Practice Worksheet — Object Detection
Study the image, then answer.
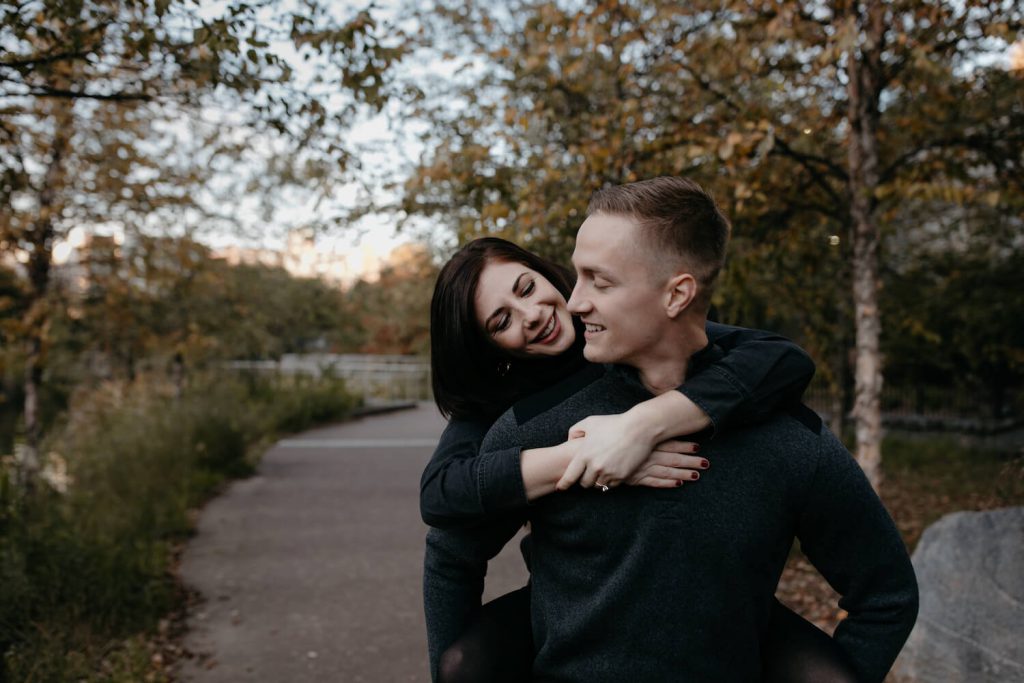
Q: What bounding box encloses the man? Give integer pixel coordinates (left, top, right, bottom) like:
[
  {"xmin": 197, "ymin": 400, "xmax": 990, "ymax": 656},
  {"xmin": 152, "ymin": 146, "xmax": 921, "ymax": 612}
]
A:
[{"xmin": 463, "ymin": 177, "xmax": 917, "ymax": 682}]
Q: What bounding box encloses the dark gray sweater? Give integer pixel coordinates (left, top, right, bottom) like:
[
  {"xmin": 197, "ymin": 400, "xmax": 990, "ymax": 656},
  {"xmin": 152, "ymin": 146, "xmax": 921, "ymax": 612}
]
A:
[{"xmin": 469, "ymin": 357, "xmax": 917, "ymax": 682}]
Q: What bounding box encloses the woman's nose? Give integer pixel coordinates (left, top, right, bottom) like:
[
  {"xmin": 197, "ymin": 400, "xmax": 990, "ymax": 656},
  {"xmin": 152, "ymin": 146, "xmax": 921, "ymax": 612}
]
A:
[{"xmin": 522, "ymin": 303, "xmax": 543, "ymax": 328}]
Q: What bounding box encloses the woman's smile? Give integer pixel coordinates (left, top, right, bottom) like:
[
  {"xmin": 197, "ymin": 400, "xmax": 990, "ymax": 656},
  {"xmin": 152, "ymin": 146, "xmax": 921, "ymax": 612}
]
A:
[{"xmin": 532, "ymin": 313, "xmax": 560, "ymax": 345}]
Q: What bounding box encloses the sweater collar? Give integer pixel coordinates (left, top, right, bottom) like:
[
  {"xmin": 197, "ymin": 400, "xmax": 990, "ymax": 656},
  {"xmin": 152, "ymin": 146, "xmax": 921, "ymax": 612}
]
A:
[{"xmin": 607, "ymin": 340, "xmax": 725, "ymax": 392}]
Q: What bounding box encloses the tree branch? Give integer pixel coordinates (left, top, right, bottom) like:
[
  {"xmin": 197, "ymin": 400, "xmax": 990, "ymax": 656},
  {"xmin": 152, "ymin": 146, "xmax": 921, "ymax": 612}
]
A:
[
  {"xmin": 878, "ymin": 132, "xmax": 1017, "ymax": 185},
  {"xmin": 771, "ymin": 135, "xmax": 849, "ymax": 182},
  {"xmin": 26, "ymin": 84, "xmax": 153, "ymax": 102},
  {"xmin": 674, "ymin": 56, "xmax": 848, "ymax": 205},
  {"xmin": 0, "ymin": 51, "xmax": 92, "ymax": 70}
]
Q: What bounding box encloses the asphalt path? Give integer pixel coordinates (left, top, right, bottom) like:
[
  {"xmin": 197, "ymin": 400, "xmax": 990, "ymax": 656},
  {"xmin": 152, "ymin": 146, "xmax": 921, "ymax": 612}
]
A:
[{"xmin": 178, "ymin": 403, "xmax": 529, "ymax": 682}]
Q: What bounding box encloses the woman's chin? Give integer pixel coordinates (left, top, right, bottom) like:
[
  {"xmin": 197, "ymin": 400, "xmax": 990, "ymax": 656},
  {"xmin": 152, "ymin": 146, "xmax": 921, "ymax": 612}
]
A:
[
  {"xmin": 525, "ymin": 336, "xmax": 572, "ymax": 357},
  {"xmin": 559, "ymin": 321, "xmax": 578, "ymax": 348},
  {"xmin": 526, "ymin": 345, "xmax": 563, "ymax": 358}
]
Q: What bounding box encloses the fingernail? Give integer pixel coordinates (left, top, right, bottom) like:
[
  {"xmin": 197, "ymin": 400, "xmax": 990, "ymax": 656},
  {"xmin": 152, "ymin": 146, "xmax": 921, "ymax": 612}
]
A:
[
  {"xmin": 690, "ymin": 471, "xmax": 699, "ymax": 480},
  {"xmin": 693, "ymin": 444, "xmax": 701, "ymax": 453},
  {"xmin": 700, "ymin": 459, "xmax": 709, "ymax": 469},
  {"xmin": 676, "ymin": 480, "xmax": 684, "ymax": 487}
]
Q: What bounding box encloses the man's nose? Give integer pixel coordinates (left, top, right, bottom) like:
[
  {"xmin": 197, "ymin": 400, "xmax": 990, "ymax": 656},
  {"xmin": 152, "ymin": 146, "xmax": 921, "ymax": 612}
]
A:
[{"xmin": 567, "ymin": 282, "xmax": 587, "ymax": 313}]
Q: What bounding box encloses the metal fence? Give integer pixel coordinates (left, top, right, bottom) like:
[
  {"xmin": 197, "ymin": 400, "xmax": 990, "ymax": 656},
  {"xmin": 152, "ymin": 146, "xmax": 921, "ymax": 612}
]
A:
[
  {"xmin": 225, "ymin": 354, "xmax": 432, "ymax": 401},
  {"xmin": 804, "ymin": 381, "xmax": 1023, "ymax": 435},
  {"xmin": 225, "ymin": 355, "xmax": 1020, "ymax": 434}
]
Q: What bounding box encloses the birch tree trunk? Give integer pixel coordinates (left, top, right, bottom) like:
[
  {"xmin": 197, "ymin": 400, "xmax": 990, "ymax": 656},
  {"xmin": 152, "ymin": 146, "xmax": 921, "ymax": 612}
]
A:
[
  {"xmin": 846, "ymin": 2, "xmax": 885, "ymax": 490},
  {"xmin": 19, "ymin": 119, "xmax": 70, "ymax": 485}
]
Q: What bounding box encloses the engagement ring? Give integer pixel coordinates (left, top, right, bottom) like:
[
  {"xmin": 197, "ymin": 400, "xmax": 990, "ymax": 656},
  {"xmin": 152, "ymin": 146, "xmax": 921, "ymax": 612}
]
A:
[{"xmin": 599, "ymin": 484, "xmax": 610, "ymax": 492}]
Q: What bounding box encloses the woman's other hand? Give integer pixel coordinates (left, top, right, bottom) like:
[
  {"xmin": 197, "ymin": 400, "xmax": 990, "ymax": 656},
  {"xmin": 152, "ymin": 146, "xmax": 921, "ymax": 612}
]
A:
[
  {"xmin": 555, "ymin": 409, "xmax": 705, "ymax": 490},
  {"xmin": 626, "ymin": 440, "xmax": 708, "ymax": 488}
]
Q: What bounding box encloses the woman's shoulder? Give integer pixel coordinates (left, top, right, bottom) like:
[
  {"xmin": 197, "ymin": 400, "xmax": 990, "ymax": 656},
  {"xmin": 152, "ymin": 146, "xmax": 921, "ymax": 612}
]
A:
[{"xmin": 440, "ymin": 415, "xmax": 494, "ymax": 441}]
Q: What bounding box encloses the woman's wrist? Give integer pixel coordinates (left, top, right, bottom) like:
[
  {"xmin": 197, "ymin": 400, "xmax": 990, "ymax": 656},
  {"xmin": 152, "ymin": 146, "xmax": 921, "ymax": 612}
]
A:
[
  {"xmin": 627, "ymin": 391, "xmax": 712, "ymax": 443},
  {"xmin": 618, "ymin": 404, "xmax": 664, "ymax": 448},
  {"xmin": 521, "ymin": 440, "xmax": 577, "ymax": 501}
]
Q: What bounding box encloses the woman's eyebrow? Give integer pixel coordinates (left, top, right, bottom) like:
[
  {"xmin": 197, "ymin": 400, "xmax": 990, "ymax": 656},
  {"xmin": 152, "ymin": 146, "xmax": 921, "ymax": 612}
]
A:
[{"xmin": 512, "ymin": 272, "xmax": 528, "ymax": 293}]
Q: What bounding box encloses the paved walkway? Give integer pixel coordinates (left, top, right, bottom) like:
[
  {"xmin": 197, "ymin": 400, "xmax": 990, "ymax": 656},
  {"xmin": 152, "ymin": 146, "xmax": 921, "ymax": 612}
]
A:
[{"xmin": 178, "ymin": 403, "xmax": 529, "ymax": 682}]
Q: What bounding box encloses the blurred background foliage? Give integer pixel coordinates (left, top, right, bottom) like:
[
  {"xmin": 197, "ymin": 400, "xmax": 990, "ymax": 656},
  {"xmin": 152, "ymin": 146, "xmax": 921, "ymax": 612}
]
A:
[{"xmin": 0, "ymin": 0, "xmax": 1021, "ymax": 679}]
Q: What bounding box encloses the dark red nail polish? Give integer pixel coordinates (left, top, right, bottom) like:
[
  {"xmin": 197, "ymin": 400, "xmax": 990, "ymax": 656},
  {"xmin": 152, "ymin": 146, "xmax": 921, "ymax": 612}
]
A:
[
  {"xmin": 701, "ymin": 459, "xmax": 709, "ymax": 469},
  {"xmin": 676, "ymin": 480, "xmax": 684, "ymax": 487},
  {"xmin": 693, "ymin": 444, "xmax": 701, "ymax": 453},
  {"xmin": 690, "ymin": 471, "xmax": 699, "ymax": 480}
]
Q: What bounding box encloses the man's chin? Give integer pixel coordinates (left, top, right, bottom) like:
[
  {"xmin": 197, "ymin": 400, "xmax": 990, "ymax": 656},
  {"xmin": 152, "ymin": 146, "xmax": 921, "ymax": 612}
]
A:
[{"xmin": 582, "ymin": 343, "xmax": 610, "ymax": 363}]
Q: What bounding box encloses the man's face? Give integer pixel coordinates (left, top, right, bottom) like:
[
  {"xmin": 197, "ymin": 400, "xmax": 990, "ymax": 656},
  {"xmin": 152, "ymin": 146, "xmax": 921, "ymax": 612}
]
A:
[{"xmin": 567, "ymin": 212, "xmax": 670, "ymax": 365}]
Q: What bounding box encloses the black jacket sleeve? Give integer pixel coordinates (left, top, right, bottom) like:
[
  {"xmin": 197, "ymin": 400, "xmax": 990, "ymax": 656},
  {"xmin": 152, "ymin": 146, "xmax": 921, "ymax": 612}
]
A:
[
  {"xmin": 419, "ymin": 418, "xmax": 526, "ymax": 528},
  {"xmin": 680, "ymin": 322, "xmax": 816, "ymax": 434},
  {"xmin": 422, "ymin": 518, "xmax": 524, "ymax": 680}
]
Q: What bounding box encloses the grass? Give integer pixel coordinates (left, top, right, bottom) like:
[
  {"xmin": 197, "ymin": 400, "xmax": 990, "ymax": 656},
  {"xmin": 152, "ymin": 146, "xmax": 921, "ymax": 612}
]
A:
[
  {"xmin": 881, "ymin": 434, "xmax": 1024, "ymax": 549},
  {"xmin": 0, "ymin": 372, "xmax": 361, "ymax": 682}
]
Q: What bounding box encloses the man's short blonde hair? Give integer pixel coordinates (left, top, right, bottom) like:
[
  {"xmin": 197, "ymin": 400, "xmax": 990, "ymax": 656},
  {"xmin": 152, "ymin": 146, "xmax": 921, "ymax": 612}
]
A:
[{"xmin": 586, "ymin": 176, "xmax": 730, "ymax": 312}]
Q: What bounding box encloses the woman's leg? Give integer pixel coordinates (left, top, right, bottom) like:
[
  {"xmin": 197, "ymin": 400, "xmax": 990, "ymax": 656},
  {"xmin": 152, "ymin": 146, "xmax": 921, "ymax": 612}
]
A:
[
  {"xmin": 437, "ymin": 584, "xmax": 533, "ymax": 683},
  {"xmin": 762, "ymin": 599, "xmax": 861, "ymax": 683}
]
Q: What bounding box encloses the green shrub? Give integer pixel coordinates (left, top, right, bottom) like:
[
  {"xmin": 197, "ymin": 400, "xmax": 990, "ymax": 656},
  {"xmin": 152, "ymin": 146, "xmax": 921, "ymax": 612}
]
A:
[
  {"xmin": 0, "ymin": 372, "xmax": 360, "ymax": 682},
  {"xmin": 270, "ymin": 373, "xmax": 360, "ymax": 433}
]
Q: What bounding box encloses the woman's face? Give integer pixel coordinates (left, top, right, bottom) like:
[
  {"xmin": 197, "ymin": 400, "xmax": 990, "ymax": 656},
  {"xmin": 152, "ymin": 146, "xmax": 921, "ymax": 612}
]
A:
[{"xmin": 474, "ymin": 259, "xmax": 577, "ymax": 358}]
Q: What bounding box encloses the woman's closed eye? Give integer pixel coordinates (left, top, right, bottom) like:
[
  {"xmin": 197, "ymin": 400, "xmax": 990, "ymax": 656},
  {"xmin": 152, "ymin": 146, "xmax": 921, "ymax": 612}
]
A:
[
  {"xmin": 490, "ymin": 278, "xmax": 535, "ymax": 335},
  {"xmin": 492, "ymin": 312, "xmax": 511, "ymax": 334}
]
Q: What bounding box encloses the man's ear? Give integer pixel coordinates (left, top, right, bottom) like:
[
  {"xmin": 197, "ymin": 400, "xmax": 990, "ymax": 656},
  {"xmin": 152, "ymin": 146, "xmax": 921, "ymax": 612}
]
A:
[{"xmin": 664, "ymin": 273, "xmax": 698, "ymax": 318}]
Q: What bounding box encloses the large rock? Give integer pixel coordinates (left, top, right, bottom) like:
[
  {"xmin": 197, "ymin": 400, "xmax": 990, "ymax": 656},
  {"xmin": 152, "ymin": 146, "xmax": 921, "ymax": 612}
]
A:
[{"xmin": 893, "ymin": 507, "xmax": 1024, "ymax": 683}]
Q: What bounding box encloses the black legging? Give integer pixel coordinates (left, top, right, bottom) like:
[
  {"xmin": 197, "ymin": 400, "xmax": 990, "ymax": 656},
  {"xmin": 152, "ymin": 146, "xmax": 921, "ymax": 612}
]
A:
[{"xmin": 437, "ymin": 585, "xmax": 860, "ymax": 683}]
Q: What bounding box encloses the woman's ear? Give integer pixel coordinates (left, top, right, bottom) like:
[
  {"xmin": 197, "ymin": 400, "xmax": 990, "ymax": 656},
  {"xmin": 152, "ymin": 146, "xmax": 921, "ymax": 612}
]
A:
[{"xmin": 664, "ymin": 273, "xmax": 698, "ymax": 318}]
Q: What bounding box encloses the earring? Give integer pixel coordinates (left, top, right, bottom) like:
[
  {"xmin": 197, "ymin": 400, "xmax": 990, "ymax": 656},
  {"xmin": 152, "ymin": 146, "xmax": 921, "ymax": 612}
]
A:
[{"xmin": 497, "ymin": 360, "xmax": 512, "ymax": 377}]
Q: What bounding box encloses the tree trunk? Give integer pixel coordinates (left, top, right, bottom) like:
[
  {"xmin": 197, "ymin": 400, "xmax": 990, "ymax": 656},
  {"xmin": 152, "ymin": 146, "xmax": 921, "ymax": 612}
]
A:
[
  {"xmin": 20, "ymin": 331, "xmax": 44, "ymax": 481},
  {"xmin": 19, "ymin": 118, "xmax": 70, "ymax": 485},
  {"xmin": 171, "ymin": 351, "xmax": 186, "ymax": 399},
  {"xmin": 846, "ymin": 3, "xmax": 885, "ymax": 491}
]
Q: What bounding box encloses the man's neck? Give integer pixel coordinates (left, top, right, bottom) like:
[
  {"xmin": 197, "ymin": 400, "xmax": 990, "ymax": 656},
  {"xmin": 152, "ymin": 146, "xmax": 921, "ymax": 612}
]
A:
[{"xmin": 632, "ymin": 315, "xmax": 708, "ymax": 395}]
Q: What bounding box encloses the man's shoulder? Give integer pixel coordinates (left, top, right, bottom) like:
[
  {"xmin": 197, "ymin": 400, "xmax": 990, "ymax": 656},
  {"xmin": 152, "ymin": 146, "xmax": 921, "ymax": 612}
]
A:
[
  {"xmin": 735, "ymin": 403, "xmax": 833, "ymax": 453},
  {"xmin": 510, "ymin": 363, "xmax": 609, "ymax": 426},
  {"xmin": 482, "ymin": 363, "xmax": 634, "ymax": 451},
  {"xmin": 724, "ymin": 407, "xmax": 857, "ymax": 491},
  {"xmin": 783, "ymin": 402, "xmax": 825, "ymax": 436},
  {"xmin": 757, "ymin": 406, "xmax": 865, "ymax": 481}
]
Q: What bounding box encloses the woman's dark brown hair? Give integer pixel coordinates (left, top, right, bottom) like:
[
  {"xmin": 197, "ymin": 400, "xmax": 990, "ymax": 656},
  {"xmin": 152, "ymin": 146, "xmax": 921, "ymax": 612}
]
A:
[{"xmin": 430, "ymin": 238, "xmax": 586, "ymax": 422}]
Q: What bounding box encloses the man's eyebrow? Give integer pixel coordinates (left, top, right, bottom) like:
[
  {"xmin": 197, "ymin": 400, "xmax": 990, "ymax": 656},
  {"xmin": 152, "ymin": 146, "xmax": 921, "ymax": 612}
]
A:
[{"xmin": 576, "ymin": 265, "xmax": 609, "ymax": 279}]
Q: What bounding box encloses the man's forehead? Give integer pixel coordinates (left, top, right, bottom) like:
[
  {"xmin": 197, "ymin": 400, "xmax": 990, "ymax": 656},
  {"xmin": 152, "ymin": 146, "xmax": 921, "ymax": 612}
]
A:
[{"xmin": 572, "ymin": 213, "xmax": 642, "ymax": 267}]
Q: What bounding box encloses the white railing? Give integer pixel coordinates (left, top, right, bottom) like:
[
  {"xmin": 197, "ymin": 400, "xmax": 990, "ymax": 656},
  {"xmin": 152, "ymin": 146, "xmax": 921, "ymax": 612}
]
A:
[{"xmin": 225, "ymin": 354, "xmax": 432, "ymax": 401}]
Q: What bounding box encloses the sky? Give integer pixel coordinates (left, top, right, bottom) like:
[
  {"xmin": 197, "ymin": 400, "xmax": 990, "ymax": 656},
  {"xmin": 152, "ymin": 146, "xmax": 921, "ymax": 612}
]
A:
[{"xmin": 197, "ymin": 0, "xmax": 424, "ymax": 271}]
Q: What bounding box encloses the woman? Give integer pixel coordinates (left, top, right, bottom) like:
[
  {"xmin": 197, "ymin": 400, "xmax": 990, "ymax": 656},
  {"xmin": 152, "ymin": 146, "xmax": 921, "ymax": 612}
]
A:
[{"xmin": 422, "ymin": 238, "xmax": 857, "ymax": 682}]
